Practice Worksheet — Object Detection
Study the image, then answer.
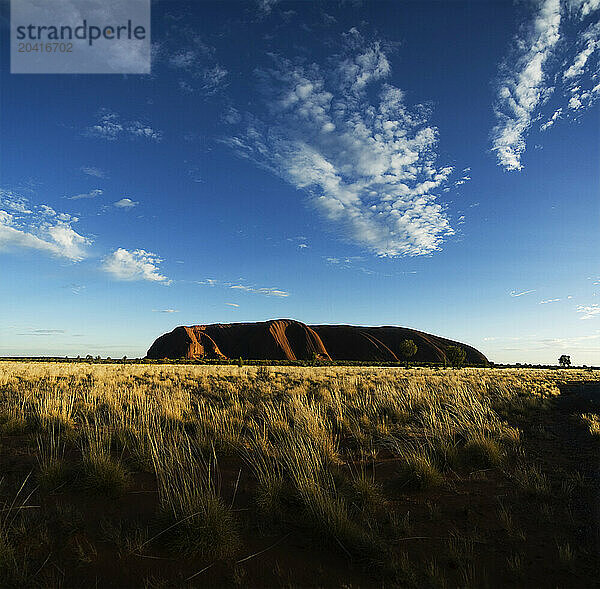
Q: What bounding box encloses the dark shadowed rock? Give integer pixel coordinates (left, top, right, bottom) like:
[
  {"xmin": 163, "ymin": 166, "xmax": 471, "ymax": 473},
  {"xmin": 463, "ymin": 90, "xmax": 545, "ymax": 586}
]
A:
[{"xmin": 147, "ymin": 319, "xmax": 488, "ymax": 364}]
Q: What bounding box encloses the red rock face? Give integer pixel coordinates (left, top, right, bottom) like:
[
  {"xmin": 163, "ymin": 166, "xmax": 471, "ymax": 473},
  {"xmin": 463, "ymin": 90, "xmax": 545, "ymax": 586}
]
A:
[{"xmin": 146, "ymin": 319, "xmax": 488, "ymax": 365}]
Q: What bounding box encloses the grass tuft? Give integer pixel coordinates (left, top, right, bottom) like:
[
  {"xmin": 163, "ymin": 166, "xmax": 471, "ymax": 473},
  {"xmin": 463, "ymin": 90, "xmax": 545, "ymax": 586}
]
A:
[
  {"xmin": 460, "ymin": 437, "xmax": 503, "ymax": 470},
  {"xmin": 82, "ymin": 455, "xmax": 130, "ymax": 496}
]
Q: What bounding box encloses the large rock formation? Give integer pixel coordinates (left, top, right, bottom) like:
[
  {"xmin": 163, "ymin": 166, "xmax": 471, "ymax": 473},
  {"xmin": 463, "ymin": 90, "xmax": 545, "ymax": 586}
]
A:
[{"xmin": 147, "ymin": 319, "xmax": 488, "ymax": 364}]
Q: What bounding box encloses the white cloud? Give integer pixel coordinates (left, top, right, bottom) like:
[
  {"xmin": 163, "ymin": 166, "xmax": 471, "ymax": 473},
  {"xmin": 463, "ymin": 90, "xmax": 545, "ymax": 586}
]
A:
[
  {"xmin": 222, "ymin": 107, "xmax": 242, "ymax": 125},
  {"xmin": 492, "ymin": 0, "xmax": 561, "ymax": 171},
  {"xmin": 493, "ymin": 1, "xmax": 600, "ymax": 169},
  {"xmin": 81, "ymin": 166, "xmax": 107, "ymax": 178},
  {"xmin": 540, "ymin": 108, "xmax": 562, "ymax": 131},
  {"xmin": 103, "ymin": 248, "xmax": 171, "ymax": 283},
  {"xmin": 570, "ymin": 0, "xmax": 600, "ymax": 18},
  {"xmin": 0, "ymin": 190, "xmax": 90, "ymax": 261},
  {"xmin": 223, "ymin": 35, "xmax": 457, "ymax": 257},
  {"xmin": 0, "ymin": 190, "xmax": 32, "ymax": 214},
  {"xmin": 68, "ymin": 189, "xmax": 103, "ymax": 200},
  {"xmin": 564, "ymin": 37, "xmax": 598, "ymax": 80},
  {"xmin": 86, "ymin": 110, "xmax": 162, "ymax": 141},
  {"xmin": 195, "ymin": 278, "xmax": 290, "ymax": 297},
  {"xmin": 540, "ymin": 298, "xmax": 561, "ymax": 304},
  {"xmin": 577, "ymin": 304, "xmax": 600, "ymax": 319},
  {"xmin": 153, "ymin": 309, "xmax": 179, "ymax": 313},
  {"xmin": 230, "ymin": 284, "xmax": 289, "ymax": 297},
  {"xmin": 154, "ymin": 27, "xmax": 228, "ymax": 96},
  {"xmin": 114, "ymin": 198, "xmax": 138, "ymax": 209},
  {"xmin": 225, "ymin": 302, "xmax": 240, "ymax": 307},
  {"xmin": 510, "ymin": 289, "xmax": 536, "ymax": 297},
  {"xmin": 257, "ymin": 0, "xmax": 280, "ymax": 15},
  {"xmin": 200, "ymin": 65, "xmax": 228, "ymax": 95}
]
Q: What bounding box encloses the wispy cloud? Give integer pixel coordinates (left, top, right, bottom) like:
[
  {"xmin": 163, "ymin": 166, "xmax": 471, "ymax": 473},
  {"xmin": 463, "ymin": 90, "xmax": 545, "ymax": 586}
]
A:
[
  {"xmin": 492, "ymin": 0, "xmax": 600, "ymax": 170},
  {"xmin": 540, "ymin": 298, "xmax": 561, "ymax": 304},
  {"xmin": 492, "ymin": 0, "xmax": 561, "ymax": 171},
  {"xmin": 230, "ymin": 284, "xmax": 289, "ymax": 297},
  {"xmin": 85, "ymin": 109, "xmax": 162, "ymax": 141},
  {"xmin": 222, "ymin": 31, "xmax": 457, "ymax": 257},
  {"xmin": 256, "ymin": 0, "xmax": 280, "ymax": 16},
  {"xmin": 0, "ymin": 189, "xmax": 90, "ymax": 261},
  {"xmin": 153, "ymin": 26, "xmax": 228, "ymax": 96},
  {"xmin": 510, "ymin": 289, "xmax": 536, "ymax": 297},
  {"xmin": 103, "ymin": 248, "xmax": 171, "ymax": 284},
  {"xmin": 152, "ymin": 309, "xmax": 179, "ymax": 313},
  {"xmin": 68, "ymin": 189, "xmax": 103, "ymax": 200},
  {"xmin": 577, "ymin": 304, "xmax": 600, "ymax": 319},
  {"xmin": 17, "ymin": 328, "xmax": 66, "ymax": 336},
  {"xmin": 81, "ymin": 166, "xmax": 107, "ymax": 179},
  {"xmin": 286, "ymin": 236, "xmax": 309, "ymax": 249},
  {"xmin": 65, "ymin": 283, "xmax": 86, "ymax": 295},
  {"xmin": 114, "ymin": 198, "xmax": 138, "ymax": 209},
  {"xmin": 196, "ymin": 278, "xmax": 290, "ymax": 297},
  {"xmin": 225, "ymin": 302, "xmax": 240, "ymax": 307},
  {"xmin": 540, "ymin": 107, "xmax": 562, "ymax": 131}
]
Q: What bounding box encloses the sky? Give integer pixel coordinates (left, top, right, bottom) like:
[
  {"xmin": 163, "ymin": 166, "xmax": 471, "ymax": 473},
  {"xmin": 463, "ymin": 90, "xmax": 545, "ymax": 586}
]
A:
[{"xmin": 0, "ymin": 0, "xmax": 599, "ymax": 364}]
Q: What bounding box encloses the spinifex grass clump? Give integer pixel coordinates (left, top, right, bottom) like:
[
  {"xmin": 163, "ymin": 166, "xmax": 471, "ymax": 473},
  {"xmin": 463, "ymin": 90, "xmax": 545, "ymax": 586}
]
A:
[
  {"xmin": 149, "ymin": 429, "xmax": 240, "ymax": 560},
  {"xmin": 513, "ymin": 464, "xmax": 551, "ymax": 499},
  {"xmin": 36, "ymin": 423, "xmax": 70, "ymax": 492},
  {"xmin": 386, "ymin": 440, "xmax": 444, "ymax": 491},
  {"xmin": 80, "ymin": 417, "xmax": 129, "ymax": 496},
  {"xmin": 460, "ymin": 436, "xmax": 503, "ymax": 469},
  {"xmin": 581, "ymin": 413, "xmax": 600, "ymax": 437}
]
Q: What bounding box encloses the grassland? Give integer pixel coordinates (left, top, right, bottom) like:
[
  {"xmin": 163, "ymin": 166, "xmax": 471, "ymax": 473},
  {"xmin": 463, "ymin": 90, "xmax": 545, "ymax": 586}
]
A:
[{"xmin": 0, "ymin": 362, "xmax": 598, "ymax": 587}]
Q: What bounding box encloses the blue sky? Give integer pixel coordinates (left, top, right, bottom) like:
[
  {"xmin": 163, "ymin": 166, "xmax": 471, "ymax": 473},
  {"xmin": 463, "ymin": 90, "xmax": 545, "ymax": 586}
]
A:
[{"xmin": 0, "ymin": 0, "xmax": 599, "ymax": 364}]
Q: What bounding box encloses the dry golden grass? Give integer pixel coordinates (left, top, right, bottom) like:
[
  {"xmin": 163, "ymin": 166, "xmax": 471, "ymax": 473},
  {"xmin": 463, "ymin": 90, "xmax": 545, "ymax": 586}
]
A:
[{"xmin": 0, "ymin": 362, "xmax": 597, "ymax": 587}]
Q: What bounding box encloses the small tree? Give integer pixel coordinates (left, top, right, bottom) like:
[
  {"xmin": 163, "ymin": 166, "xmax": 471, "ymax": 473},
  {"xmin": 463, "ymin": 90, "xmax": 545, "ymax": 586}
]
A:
[
  {"xmin": 559, "ymin": 354, "xmax": 571, "ymax": 368},
  {"xmin": 398, "ymin": 339, "xmax": 418, "ymax": 368},
  {"xmin": 446, "ymin": 346, "xmax": 467, "ymax": 369}
]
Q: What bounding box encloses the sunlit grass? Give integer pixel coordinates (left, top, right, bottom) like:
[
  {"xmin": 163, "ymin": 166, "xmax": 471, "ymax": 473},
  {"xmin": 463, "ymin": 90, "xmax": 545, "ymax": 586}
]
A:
[{"xmin": 0, "ymin": 362, "xmax": 597, "ymax": 584}]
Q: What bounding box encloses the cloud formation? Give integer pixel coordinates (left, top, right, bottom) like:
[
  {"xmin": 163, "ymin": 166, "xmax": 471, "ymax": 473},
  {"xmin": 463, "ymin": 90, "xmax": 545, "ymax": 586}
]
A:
[
  {"xmin": 222, "ymin": 32, "xmax": 456, "ymax": 257},
  {"xmin": 0, "ymin": 190, "xmax": 90, "ymax": 261},
  {"xmin": 68, "ymin": 189, "xmax": 103, "ymax": 200},
  {"xmin": 114, "ymin": 198, "xmax": 138, "ymax": 209},
  {"xmin": 230, "ymin": 284, "xmax": 289, "ymax": 297},
  {"xmin": 577, "ymin": 304, "xmax": 600, "ymax": 319},
  {"xmin": 103, "ymin": 248, "xmax": 171, "ymax": 283},
  {"xmin": 196, "ymin": 278, "xmax": 290, "ymax": 297},
  {"xmin": 493, "ymin": 0, "xmax": 600, "ymax": 170},
  {"xmin": 86, "ymin": 109, "xmax": 162, "ymax": 141},
  {"xmin": 81, "ymin": 166, "xmax": 107, "ymax": 178},
  {"xmin": 153, "ymin": 24, "xmax": 228, "ymax": 96},
  {"xmin": 492, "ymin": 0, "xmax": 561, "ymax": 171}
]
